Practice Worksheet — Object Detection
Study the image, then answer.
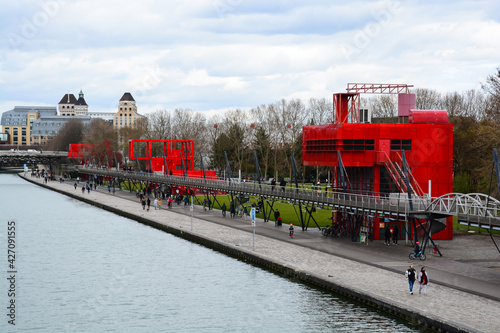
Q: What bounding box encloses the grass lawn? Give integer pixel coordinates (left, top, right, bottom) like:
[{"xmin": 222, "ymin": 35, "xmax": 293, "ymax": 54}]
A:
[
  {"xmin": 194, "ymin": 193, "xmax": 333, "ymax": 228},
  {"xmin": 453, "ymin": 216, "xmax": 500, "ymax": 235}
]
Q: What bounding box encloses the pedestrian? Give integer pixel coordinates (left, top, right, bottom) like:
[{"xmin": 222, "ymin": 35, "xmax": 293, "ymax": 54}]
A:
[
  {"xmin": 392, "ymin": 225, "xmax": 399, "ymax": 245},
  {"xmin": 82, "ymin": 185, "xmax": 85, "ymax": 194},
  {"xmin": 243, "ymin": 206, "xmax": 249, "ymax": 221},
  {"xmin": 230, "ymin": 203, "xmax": 235, "ymax": 218},
  {"xmin": 274, "ymin": 209, "xmax": 280, "ymax": 227},
  {"xmin": 384, "ymin": 225, "xmax": 391, "ymax": 245},
  {"xmin": 141, "ymin": 197, "xmax": 146, "ymax": 210},
  {"xmin": 147, "ymin": 197, "xmax": 151, "ymax": 211},
  {"xmin": 418, "ymin": 267, "xmax": 429, "ymax": 295},
  {"xmin": 271, "ymin": 178, "xmax": 276, "ymax": 191},
  {"xmin": 74, "ymin": 182, "xmax": 77, "ymax": 190},
  {"xmin": 221, "ymin": 203, "xmax": 227, "ymax": 217},
  {"xmin": 280, "ymin": 178, "xmax": 286, "ymax": 192},
  {"xmin": 154, "ymin": 198, "xmax": 158, "ymax": 210},
  {"xmin": 158, "ymin": 198, "xmax": 162, "ymax": 209},
  {"xmin": 406, "ymin": 264, "xmax": 417, "ymax": 295}
]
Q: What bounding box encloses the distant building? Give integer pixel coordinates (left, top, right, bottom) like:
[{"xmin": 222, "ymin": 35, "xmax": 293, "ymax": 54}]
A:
[
  {"xmin": 0, "ymin": 106, "xmax": 57, "ymax": 146},
  {"xmin": 59, "ymin": 90, "xmax": 88, "ymax": 116},
  {"xmin": 88, "ymin": 111, "xmax": 114, "ymax": 125},
  {"xmin": 1, "ymin": 91, "xmax": 144, "ymax": 147},
  {"xmin": 113, "ymin": 92, "xmax": 144, "ymax": 130},
  {"xmin": 31, "ymin": 115, "xmax": 92, "ymax": 146}
]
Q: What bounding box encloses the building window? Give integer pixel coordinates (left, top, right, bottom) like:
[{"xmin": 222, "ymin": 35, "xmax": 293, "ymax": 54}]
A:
[
  {"xmin": 129, "ymin": 108, "xmax": 132, "ymax": 111},
  {"xmin": 342, "ymin": 139, "xmax": 375, "ymax": 151},
  {"xmin": 124, "ymin": 102, "xmax": 127, "ymax": 105},
  {"xmin": 390, "ymin": 139, "xmax": 412, "ymax": 151}
]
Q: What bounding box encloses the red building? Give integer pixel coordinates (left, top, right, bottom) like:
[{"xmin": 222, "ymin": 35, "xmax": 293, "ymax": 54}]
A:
[
  {"xmin": 302, "ymin": 85, "xmax": 453, "ymax": 240},
  {"xmin": 128, "ymin": 139, "xmax": 216, "ymax": 179}
]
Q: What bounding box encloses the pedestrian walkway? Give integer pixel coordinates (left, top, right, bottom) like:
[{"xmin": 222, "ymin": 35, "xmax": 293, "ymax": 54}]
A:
[{"xmin": 24, "ymin": 175, "xmax": 500, "ymax": 333}]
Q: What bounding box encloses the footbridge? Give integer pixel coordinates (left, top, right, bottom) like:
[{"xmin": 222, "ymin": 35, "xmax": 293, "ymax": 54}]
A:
[
  {"xmin": 71, "ymin": 166, "xmax": 500, "ymax": 233},
  {"xmin": 0, "ymin": 150, "xmax": 67, "ymax": 168}
]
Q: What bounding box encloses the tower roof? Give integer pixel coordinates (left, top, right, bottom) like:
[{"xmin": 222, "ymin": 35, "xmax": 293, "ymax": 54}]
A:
[
  {"xmin": 58, "ymin": 94, "xmax": 78, "ymax": 104},
  {"xmin": 76, "ymin": 96, "xmax": 88, "ymax": 106},
  {"xmin": 119, "ymin": 92, "xmax": 135, "ymax": 102}
]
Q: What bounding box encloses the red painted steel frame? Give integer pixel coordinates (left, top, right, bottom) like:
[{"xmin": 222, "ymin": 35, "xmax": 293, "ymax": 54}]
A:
[
  {"xmin": 128, "ymin": 139, "xmax": 216, "ymax": 179},
  {"xmin": 302, "ymin": 121, "xmax": 454, "ymax": 240}
]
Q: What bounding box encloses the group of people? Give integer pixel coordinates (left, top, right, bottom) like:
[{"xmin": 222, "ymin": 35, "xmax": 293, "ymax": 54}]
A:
[
  {"xmin": 384, "ymin": 225, "xmax": 400, "ymax": 245},
  {"xmin": 406, "ymin": 265, "xmax": 429, "ymax": 295}
]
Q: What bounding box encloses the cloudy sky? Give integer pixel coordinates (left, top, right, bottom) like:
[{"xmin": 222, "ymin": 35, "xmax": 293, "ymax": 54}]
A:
[{"xmin": 1, "ymin": 0, "xmax": 499, "ymax": 117}]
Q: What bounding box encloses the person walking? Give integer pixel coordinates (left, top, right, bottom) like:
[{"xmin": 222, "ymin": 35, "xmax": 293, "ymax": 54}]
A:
[
  {"xmin": 384, "ymin": 226, "xmax": 391, "ymax": 245},
  {"xmin": 406, "ymin": 265, "xmax": 417, "ymax": 295},
  {"xmin": 418, "ymin": 267, "xmax": 429, "ymax": 295},
  {"xmin": 243, "ymin": 206, "xmax": 249, "ymax": 221},
  {"xmin": 141, "ymin": 197, "xmax": 146, "ymax": 210},
  {"xmin": 280, "ymin": 178, "xmax": 286, "ymax": 192},
  {"xmin": 158, "ymin": 198, "xmax": 162, "ymax": 210},
  {"xmin": 230, "ymin": 203, "xmax": 235, "ymax": 218},
  {"xmin": 221, "ymin": 203, "xmax": 227, "ymax": 217},
  {"xmin": 271, "ymin": 178, "xmax": 276, "ymax": 191},
  {"xmin": 274, "ymin": 209, "xmax": 281, "ymax": 227},
  {"xmin": 147, "ymin": 197, "xmax": 151, "ymax": 212},
  {"xmin": 392, "ymin": 225, "xmax": 399, "ymax": 245},
  {"xmin": 154, "ymin": 198, "xmax": 158, "ymax": 210}
]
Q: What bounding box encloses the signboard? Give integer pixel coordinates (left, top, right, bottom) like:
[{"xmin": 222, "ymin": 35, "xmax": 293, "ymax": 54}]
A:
[{"xmin": 251, "ymin": 208, "xmax": 256, "ymax": 221}]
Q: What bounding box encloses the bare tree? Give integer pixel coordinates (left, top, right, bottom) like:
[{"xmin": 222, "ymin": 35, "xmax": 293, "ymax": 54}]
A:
[
  {"xmin": 119, "ymin": 117, "xmax": 148, "ymax": 152},
  {"xmin": 220, "ymin": 109, "xmax": 249, "ymax": 173},
  {"xmin": 145, "ymin": 109, "xmax": 171, "ymax": 140},
  {"xmin": 482, "ymin": 68, "xmax": 500, "ymax": 123},
  {"xmin": 45, "ymin": 118, "xmax": 84, "ymax": 151},
  {"xmin": 370, "ymin": 95, "xmax": 398, "ymax": 120},
  {"xmin": 171, "ymin": 108, "xmax": 208, "ymax": 167},
  {"xmin": 249, "ymin": 105, "xmax": 274, "ymax": 179},
  {"xmin": 308, "ymin": 97, "xmax": 333, "ymax": 125},
  {"xmin": 413, "ymin": 88, "xmax": 442, "ymax": 110},
  {"xmin": 82, "ymin": 119, "xmax": 118, "ymax": 166}
]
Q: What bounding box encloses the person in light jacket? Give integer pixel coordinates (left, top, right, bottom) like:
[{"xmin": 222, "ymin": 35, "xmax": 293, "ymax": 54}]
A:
[{"xmin": 418, "ymin": 267, "xmax": 429, "ymax": 295}]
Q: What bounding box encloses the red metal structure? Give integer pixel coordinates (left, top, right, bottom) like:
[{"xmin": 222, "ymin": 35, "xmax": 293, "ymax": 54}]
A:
[
  {"xmin": 67, "ymin": 143, "xmax": 121, "ymax": 168},
  {"xmin": 302, "ymin": 84, "xmax": 454, "ymax": 240},
  {"xmin": 128, "ymin": 139, "xmax": 216, "ymax": 179}
]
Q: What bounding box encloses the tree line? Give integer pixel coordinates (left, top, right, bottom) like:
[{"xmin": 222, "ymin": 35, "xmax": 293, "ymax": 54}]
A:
[{"xmin": 47, "ymin": 68, "xmax": 500, "ymax": 195}]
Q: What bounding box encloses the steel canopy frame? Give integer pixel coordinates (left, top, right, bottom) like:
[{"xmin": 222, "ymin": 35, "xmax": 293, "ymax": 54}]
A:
[{"xmin": 346, "ymin": 83, "xmax": 414, "ymax": 94}]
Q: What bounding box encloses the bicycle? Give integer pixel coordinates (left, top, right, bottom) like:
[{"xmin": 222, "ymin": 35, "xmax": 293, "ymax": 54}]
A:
[
  {"xmin": 409, "ymin": 251, "xmax": 426, "ymax": 260},
  {"xmin": 222, "ymin": 210, "xmax": 226, "ymax": 218}
]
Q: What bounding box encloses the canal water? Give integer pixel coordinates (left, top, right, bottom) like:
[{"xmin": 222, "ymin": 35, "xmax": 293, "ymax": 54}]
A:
[{"xmin": 0, "ymin": 174, "xmax": 425, "ymax": 332}]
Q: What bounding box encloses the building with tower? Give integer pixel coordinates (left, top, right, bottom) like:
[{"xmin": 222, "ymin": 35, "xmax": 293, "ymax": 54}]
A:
[
  {"xmin": 113, "ymin": 92, "xmax": 143, "ymax": 130},
  {"xmin": 59, "ymin": 90, "xmax": 88, "ymax": 116}
]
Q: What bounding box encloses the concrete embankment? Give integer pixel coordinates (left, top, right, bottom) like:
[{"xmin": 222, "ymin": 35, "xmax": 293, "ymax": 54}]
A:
[{"xmin": 22, "ymin": 175, "xmax": 500, "ymax": 333}]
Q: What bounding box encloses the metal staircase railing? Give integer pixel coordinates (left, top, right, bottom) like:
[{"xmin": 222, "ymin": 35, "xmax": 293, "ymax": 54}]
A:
[{"xmin": 381, "ymin": 151, "xmax": 424, "ymax": 197}]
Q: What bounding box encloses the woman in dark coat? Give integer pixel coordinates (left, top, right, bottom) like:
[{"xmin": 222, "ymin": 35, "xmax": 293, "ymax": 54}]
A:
[{"xmin": 384, "ymin": 226, "xmax": 391, "ymax": 245}]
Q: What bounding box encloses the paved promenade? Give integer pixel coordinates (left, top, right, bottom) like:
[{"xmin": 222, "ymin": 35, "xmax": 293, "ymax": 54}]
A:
[{"xmin": 23, "ymin": 175, "xmax": 500, "ymax": 333}]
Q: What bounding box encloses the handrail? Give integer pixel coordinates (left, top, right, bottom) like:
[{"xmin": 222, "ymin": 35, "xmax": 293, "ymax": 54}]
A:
[{"xmin": 66, "ymin": 166, "xmax": 500, "ymax": 228}]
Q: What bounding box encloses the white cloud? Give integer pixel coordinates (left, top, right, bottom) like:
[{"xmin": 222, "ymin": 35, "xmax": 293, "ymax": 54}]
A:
[{"xmin": 0, "ymin": 0, "xmax": 499, "ymax": 118}]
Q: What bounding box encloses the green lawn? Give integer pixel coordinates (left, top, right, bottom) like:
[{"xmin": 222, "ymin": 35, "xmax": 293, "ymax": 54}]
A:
[{"xmin": 195, "ymin": 193, "xmax": 333, "ymax": 228}]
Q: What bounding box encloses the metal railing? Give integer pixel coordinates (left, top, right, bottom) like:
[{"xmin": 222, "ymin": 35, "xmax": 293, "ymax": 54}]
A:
[{"xmin": 71, "ymin": 166, "xmax": 500, "ymax": 229}]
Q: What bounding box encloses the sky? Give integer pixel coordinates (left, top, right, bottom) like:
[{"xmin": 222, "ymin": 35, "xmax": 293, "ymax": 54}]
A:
[{"xmin": 1, "ymin": 0, "xmax": 499, "ymax": 117}]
